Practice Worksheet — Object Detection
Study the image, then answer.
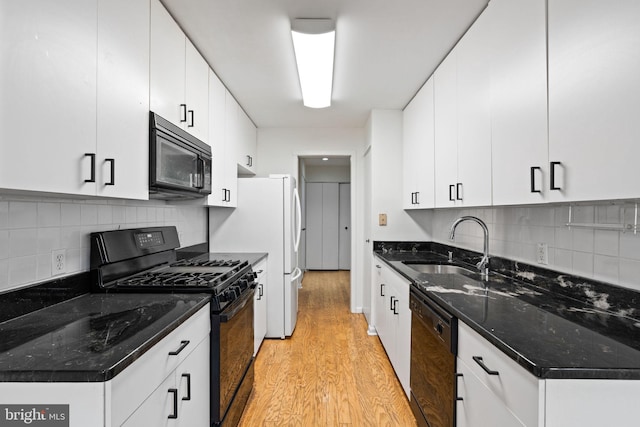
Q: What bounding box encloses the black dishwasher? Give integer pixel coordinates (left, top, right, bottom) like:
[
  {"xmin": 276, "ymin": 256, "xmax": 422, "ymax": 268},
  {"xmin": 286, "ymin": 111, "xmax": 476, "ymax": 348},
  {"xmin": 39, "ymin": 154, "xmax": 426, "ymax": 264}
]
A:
[{"xmin": 409, "ymin": 289, "xmax": 458, "ymax": 427}]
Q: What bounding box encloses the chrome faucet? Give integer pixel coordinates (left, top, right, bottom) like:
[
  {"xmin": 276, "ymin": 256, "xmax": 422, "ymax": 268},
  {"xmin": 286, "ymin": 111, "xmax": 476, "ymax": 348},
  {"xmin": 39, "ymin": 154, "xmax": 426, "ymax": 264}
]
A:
[{"xmin": 449, "ymin": 216, "xmax": 490, "ymax": 278}]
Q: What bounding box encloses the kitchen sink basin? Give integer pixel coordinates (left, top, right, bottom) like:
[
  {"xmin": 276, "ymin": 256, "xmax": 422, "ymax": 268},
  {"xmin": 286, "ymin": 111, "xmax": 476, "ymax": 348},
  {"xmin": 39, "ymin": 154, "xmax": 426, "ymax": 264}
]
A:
[{"xmin": 403, "ymin": 263, "xmax": 476, "ymax": 275}]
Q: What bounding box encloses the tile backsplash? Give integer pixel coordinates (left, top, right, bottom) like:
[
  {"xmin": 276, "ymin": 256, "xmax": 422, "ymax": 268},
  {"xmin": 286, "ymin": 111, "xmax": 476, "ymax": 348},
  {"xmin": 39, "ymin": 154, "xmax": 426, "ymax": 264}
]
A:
[
  {"xmin": 431, "ymin": 202, "xmax": 640, "ymax": 292},
  {"xmin": 0, "ymin": 194, "xmax": 207, "ymax": 293}
]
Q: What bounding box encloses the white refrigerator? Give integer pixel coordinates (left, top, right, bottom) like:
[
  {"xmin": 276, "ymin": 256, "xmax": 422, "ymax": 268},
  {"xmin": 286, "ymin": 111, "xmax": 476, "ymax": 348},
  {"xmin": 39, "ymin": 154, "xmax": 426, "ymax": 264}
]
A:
[{"xmin": 209, "ymin": 174, "xmax": 302, "ymax": 338}]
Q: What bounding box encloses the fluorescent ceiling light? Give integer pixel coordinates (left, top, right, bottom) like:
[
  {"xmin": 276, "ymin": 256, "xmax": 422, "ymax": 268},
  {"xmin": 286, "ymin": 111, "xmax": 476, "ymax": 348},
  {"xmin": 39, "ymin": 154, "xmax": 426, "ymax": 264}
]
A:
[
  {"xmin": 291, "ymin": 19, "xmax": 335, "ymax": 109},
  {"xmin": 322, "ymin": 157, "xmax": 329, "ymax": 161}
]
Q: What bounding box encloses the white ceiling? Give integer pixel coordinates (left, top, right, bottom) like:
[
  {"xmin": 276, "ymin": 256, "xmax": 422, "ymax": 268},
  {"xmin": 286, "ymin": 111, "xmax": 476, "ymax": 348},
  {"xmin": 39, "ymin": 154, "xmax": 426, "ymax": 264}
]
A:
[{"xmin": 160, "ymin": 0, "xmax": 488, "ymax": 129}]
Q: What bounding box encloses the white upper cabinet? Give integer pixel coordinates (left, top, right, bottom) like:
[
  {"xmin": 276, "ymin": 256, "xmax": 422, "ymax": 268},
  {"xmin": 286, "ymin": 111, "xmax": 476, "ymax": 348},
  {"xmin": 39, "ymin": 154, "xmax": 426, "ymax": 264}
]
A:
[
  {"xmin": 236, "ymin": 106, "xmax": 257, "ymax": 176},
  {"xmin": 434, "ymin": 50, "xmax": 460, "ymax": 207},
  {"xmin": 547, "ymin": 0, "xmax": 640, "ymax": 202},
  {"xmin": 223, "ymin": 91, "xmax": 239, "ymax": 206},
  {"xmin": 207, "ymin": 71, "xmax": 237, "ymax": 207},
  {"xmin": 0, "ymin": 0, "xmax": 98, "ymax": 196},
  {"xmin": 150, "ymin": 0, "xmax": 208, "ymax": 143},
  {"xmin": 97, "ymin": 0, "xmax": 150, "ymax": 200},
  {"xmin": 402, "ymin": 77, "xmax": 435, "ymax": 210},
  {"xmin": 489, "ymin": 0, "xmax": 548, "ymax": 206},
  {"xmin": 455, "ymin": 9, "xmax": 492, "ymax": 207},
  {"xmin": 434, "ymin": 10, "xmax": 492, "ymax": 209},
  {"xmin": 1, "ymin": 0, "xmax": 149, "ymax": 200},
  {"xmin": 185, "ymin": 40, "xmax": 209, "ymax": 143}
]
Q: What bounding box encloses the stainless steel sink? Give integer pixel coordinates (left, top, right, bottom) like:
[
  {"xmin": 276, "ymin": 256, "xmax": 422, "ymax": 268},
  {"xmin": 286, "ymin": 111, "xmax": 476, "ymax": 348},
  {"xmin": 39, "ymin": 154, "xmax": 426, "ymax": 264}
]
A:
[{"xmin": 403, "ymin": 263, "xmax": 476, "ymax": 275}]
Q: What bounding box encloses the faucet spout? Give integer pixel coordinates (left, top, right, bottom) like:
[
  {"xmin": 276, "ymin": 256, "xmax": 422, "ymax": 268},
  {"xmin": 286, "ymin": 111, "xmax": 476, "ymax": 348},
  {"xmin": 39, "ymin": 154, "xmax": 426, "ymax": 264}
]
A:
[{"xmin": 449, "ymin": 216, "xmax": 490, "ymax": 278}]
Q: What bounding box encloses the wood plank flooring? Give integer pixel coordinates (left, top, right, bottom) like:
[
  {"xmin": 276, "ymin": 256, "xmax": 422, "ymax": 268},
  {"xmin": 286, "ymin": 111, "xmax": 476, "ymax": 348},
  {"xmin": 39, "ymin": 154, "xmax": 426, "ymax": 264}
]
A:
[{"xmin": 239, "ymin": 271, "xmax": 417, "ymax": 426}]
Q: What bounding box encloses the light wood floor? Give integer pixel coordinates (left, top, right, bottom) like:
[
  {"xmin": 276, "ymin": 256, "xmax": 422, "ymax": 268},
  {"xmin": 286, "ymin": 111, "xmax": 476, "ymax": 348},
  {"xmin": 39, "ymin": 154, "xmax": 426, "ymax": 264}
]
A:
[{"xmin": 239, "ymin": 271, "xmax": 417, "ymax": 426}]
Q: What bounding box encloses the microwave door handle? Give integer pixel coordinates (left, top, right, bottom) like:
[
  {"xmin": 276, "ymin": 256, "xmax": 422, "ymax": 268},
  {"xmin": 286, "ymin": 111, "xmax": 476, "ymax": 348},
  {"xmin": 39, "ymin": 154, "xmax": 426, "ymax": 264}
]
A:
[{"xmin": 195, "ymin": 156, "xmax": 205, "ymax": 189}]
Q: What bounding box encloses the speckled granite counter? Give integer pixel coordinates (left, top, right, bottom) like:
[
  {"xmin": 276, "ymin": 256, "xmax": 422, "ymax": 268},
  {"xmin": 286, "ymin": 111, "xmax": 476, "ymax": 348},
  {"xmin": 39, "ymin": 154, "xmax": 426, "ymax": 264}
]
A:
[
  {"xmin": 374, "ymin": 242, "xmax": 640, "ymax": 380},
  {"xmin": 0, "ymin": 278, "xmax": 210, "ymax": 382}
]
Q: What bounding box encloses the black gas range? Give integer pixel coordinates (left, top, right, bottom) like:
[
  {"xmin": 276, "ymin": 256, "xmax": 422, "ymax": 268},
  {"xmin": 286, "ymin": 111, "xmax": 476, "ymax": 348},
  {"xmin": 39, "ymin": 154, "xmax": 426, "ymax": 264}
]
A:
[{"xmin": 90, "ymin": 226, "xmax": 255, "ymax": 427}]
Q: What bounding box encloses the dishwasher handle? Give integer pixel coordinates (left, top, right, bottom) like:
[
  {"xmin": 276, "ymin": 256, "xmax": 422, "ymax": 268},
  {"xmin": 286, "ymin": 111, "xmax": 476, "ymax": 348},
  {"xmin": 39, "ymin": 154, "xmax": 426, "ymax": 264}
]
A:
[{"xmin": 410, "ymin": 289, "xmax": 457, "ymax": 354}]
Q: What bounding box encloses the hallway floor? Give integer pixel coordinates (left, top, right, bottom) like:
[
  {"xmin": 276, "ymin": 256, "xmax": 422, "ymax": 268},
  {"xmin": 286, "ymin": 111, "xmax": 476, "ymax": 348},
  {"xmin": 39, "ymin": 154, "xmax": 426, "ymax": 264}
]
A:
[{"xmin": 238, "ymin": 270, "xmax": 417, "ymax": 426}]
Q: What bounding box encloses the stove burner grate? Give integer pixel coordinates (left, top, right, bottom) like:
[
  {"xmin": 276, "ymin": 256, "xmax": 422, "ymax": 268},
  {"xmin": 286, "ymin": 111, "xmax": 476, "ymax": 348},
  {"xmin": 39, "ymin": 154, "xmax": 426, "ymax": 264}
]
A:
[
  {"xmin": 171, "ymin": 259, "xmax": 242, "ymax": 268},
  {"xmin": 117, "ymin": 271, "xmax": 225, "ymax": 288}
]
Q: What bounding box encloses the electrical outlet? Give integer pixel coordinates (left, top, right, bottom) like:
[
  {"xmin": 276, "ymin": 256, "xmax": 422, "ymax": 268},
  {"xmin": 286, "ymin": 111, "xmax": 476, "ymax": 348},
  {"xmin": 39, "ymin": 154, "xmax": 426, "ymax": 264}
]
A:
[
  {"xmin": 379, "ymin": 213, "xmax": 387, "ymax": 226},
  {"xmin": 536, "ymin": 243, "xmax": 548, "ymax": 265},
  {"xmin": 52, "ymin": 249, "xmax": 66, "ymax": 275}
]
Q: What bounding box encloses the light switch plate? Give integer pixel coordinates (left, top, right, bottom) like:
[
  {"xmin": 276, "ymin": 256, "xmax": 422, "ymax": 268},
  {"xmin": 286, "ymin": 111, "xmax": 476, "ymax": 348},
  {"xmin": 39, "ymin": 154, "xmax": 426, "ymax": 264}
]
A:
[{"xmin": 379, "ymin": 213, "xmax": 387, "ymax": 226}]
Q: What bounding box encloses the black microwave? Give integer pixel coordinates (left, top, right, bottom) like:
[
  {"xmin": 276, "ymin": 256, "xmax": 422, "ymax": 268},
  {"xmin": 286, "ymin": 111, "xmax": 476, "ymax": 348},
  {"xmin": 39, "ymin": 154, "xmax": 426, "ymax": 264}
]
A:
[{"xmin": 149, "ymin": 112, "xmax": 212, "ymax": 199}]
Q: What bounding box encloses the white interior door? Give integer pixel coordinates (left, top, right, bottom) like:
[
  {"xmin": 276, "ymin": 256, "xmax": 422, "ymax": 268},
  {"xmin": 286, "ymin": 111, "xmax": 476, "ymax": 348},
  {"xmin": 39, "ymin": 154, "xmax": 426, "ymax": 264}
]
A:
[
  {"xmin": 305, "ymin": 182, "xmax": 323, "ymax": 269},
  {"xmin": 339, "ymin": 183, "xmax": 351, "ymax": 270},
  {"xmin": 322, "ymin": 183, "xmax": 339, "ymax": 270}
]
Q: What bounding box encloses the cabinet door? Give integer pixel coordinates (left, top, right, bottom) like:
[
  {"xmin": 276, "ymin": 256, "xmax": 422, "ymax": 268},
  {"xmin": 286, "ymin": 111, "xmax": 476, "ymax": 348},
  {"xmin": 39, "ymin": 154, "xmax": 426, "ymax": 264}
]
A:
[
  {"xmin": 0, "ymin": 0, "xmax": 97, "ymax": 196},
  {"xmin": 150, "ymin": 0, "xmax": 185, "ymax": 128},
  {"xmin": 548, "ymin": 0, "xmax": 640, "ymax": 202},
  {"xmin": 456, "ymin": 9, "xmax": 492, "ymax": 207},
  {"xmin": 456, "ymin": 359, "xmax": 525, "ymax": 427},
  {"xmin": 207, "ymin": 70, "xmax": 228, "ymax": 206},
  {"xmin": 175, "ymin": 337, "xmax": 210, "ymax": 427},
  {"xmin": 223, "ymin": 91, "xmax": 239, "ymax": 207},
  {"xmin": 390, "ymin": 271, "xmax": 411, "ymax": 398},
  {"xmin": 96, "ymin": 0, "xmax": 149, "ymax": 200},
  {"xmin": 237, "ymin": 108, "xmax": 257, "ymax": 175},
  {"xmin": 122, "ymin": 373, "xmax": 176, "ymax": 427},
  {"xmin": 372, "ymin": 262, "xmax": 389, "ymax": 352},
  {"xmin": 185, "ymin": 40, "xmax": 209, "ymax": 143},
  {"xmin": 254, "ymin": 259, "xmax": 268, "ymax": 355},
  {"xmin": 490, "ymin": 0, "xmax": 548, "ymax": 205},
  {"xmin": 434, "ymin": 51, "xmax": 459, "ymax": 207},
  {"xmin": 403, "ymin": 77, "xmax": 435, "ymax": 209}
]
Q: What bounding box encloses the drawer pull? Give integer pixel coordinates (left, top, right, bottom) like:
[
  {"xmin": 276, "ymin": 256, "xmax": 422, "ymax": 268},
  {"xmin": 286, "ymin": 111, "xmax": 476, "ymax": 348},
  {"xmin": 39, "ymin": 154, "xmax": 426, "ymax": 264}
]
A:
[
  {"xmin": 182, "ymin": 373, "xmax": 191, "ymax": 401},
  {"xmin": 455, "ymin": 373, "xmax": 464, "ymax": 401},
  {"xmin": 168, "ymin": 340, "xmax": 190, "ymax": 356},
  {"xmin": 168, "ymin": 388, "xmax": 178, "ymax": 419},
  {"xmin": 473, "ymin": 356, "xmax": 499, "ymax": 375}
]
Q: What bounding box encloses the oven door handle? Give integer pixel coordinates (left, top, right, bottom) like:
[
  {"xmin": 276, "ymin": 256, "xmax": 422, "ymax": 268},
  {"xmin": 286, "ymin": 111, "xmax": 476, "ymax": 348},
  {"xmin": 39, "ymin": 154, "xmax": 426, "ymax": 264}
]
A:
[{"xmin": 220, "ymin": 288, "xmax": 255, "ymax": 322}]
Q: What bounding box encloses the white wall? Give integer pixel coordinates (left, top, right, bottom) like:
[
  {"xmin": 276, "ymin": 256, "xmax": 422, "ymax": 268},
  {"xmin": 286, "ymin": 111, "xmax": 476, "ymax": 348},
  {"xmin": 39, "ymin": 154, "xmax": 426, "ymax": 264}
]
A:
[
  {"xmin": 0, "ymin": 193, "xmax": 207, "ymax": 293},
  {"xmin": 305, "ymin": 165, "xmax": 350, "ymax": 183},
  {"xmin": 432, "ymin": 202, "xmax": 640, "ymax": 292},
  {"xmin": 256, "ymin": 128, "xmax": 365, "ymax": 177},
  {"xmin": 256, "ymin": 127, "xmax": 365, "ymax": 312},
  {"xmin": 368, "ymin": 110, "xmax": 432, "ymax": 242}
]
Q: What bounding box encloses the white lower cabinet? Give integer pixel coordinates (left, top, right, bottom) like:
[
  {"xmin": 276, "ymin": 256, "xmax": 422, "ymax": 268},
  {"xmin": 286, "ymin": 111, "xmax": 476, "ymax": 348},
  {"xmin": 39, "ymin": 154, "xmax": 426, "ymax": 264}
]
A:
[
  {"xmin": 372, "ymin": 257, "xmax": 411, "ymax": 398},
  {"xmin": 456, "ymin": 359, "xmax": 524, "ymax": 427},
  {"xmin": 456, "ymin": 320, "xmax": 640, "ymax": 427},
  {"xmin": 254, "ymin": 258, "xmax": 268, "ymax": 355},
  {"xmin": 0, "ymin": 304, "xmax": 210, "ymax": 427},
  {"xmin": 457, "ymin": 321, "xmax": 538, "ymax": 427},
  {"xmin": 121, "ymin": 337, "xmax": 210, "ymax": 427},
  {"xmin": 110, "ymin": 305, "xmax": 210, "ymax": 426}
]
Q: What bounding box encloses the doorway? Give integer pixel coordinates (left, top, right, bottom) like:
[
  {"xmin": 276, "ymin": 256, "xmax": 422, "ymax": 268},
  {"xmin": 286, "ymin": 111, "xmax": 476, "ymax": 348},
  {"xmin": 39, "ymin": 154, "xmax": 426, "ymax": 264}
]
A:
[{"xmin": 298, "ymin": 156, "xmax": 351, "ymax": 272}]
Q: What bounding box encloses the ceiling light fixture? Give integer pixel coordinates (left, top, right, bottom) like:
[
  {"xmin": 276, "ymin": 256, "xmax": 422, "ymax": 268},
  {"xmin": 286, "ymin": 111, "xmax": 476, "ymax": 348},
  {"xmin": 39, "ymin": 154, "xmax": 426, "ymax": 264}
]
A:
[
  {"xmin": 291, "ymin": 18, "xmax": 335, "ymax": 109},
  {"xmin": 322, "ymin": 157, "xmax": 329, "ymax": 161}
]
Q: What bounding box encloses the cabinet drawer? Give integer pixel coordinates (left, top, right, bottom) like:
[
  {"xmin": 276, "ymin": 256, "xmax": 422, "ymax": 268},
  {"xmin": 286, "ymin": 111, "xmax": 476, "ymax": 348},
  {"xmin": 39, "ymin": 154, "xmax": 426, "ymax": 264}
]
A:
[
  {"xmin": 109, "ymin": 304, "xmax": 210, "ymax": 426},
  {"xmin": 458, "ymin": 322, "xmax": 539, "ymax": 426},
  {"xmin": 456, "ymin": 358, "xmax": 525, "ymax": 427}
]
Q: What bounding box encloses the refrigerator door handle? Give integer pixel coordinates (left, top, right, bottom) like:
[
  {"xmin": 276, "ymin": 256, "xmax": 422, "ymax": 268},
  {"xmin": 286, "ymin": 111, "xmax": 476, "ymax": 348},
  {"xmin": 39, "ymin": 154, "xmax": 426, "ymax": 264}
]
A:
[
  {"xmin": 291, "ymin": 267, "xmax": 302, "ymax": 282},
  {"xmin": 293, "ymin": 187, "xmax": 302, "ymax": 253}
]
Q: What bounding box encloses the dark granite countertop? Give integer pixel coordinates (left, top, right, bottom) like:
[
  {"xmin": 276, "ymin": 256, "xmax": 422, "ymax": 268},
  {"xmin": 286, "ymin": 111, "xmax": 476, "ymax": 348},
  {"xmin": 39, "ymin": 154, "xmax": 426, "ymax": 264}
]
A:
[
  {"xmin": 0, "ymin": 292, "xmax": 210, "ymax": 382},
  {"xmin": 374, "ymin": 242, "xmax": 640, "ymax": 380},
  {"xmin": 0, "ymin": 248, "xmax": 266, "ymax": 383}
]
